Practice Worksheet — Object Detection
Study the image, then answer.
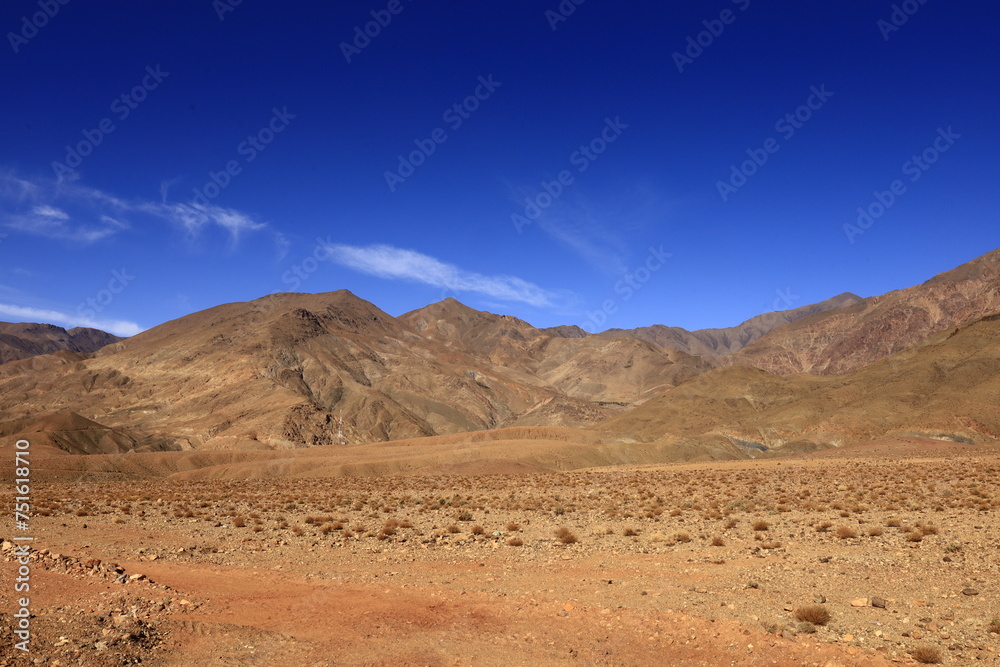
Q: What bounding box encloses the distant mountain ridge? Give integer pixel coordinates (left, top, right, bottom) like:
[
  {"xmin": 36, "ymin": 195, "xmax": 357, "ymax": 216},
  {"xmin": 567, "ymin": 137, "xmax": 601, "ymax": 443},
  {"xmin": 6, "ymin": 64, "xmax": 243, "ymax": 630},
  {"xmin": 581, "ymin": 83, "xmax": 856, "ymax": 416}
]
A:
[
  {"xmin": 590, "ymin": 292, "xmax": 862, "ymax": 357},
  {"xmin": 0, "ymin": 322, "xmax": 123, "ymax": 365},
  {"xmin": 727, "ymin": 248, "xmax": 1000, "ymax": 374},
  {"xmin": 1, "ymin": 248, "xmax": 998, "ymax": 456}
]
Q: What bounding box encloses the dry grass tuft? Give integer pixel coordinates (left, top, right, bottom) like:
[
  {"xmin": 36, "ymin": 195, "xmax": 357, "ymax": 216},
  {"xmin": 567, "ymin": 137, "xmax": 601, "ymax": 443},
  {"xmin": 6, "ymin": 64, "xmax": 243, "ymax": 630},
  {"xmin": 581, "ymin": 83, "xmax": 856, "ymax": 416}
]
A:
[
  {"xmin": 835, "ymin": 525, "xmax": 857, "ymax": 539},
  {"xmin": 794, "ymin": 605, "xmax": 830, "ymax": 626},
  {"xmin": 555, "ymin": 527, "xmax": 578, "ymax": 544},
  {"xmin": 911, "ymin": 645, "xmax": 942, "ymax": 664},
  {"xmin": 710, "ymin": 536, "xmax": 725, "ymax": 547},
  {"xmin": 752, "ymin": 519, "xmax": 769, "ymax": 531}
]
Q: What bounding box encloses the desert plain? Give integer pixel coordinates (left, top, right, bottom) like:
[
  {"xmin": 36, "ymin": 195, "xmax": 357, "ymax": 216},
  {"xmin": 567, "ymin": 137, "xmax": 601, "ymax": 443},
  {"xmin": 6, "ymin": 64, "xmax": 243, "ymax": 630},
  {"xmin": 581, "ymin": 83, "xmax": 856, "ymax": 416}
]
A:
[{"xmin": 2, "ymin": 435, "xmax": 999, "ymax": 666}]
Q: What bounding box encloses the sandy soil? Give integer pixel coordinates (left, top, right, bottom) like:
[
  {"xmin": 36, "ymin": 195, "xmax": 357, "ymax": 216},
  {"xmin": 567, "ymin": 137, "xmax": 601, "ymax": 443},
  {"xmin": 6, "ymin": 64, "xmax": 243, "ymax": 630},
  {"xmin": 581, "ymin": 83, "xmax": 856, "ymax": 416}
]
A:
[{"xmin": 2, "ymin": 439, "xmax": 998, "ymax": 665}]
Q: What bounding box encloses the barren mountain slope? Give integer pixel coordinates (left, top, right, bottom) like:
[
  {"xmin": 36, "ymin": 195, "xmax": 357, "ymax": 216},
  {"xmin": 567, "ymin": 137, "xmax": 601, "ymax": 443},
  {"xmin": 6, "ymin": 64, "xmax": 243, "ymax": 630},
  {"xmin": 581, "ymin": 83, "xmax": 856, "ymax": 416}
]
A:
[
  {"xmin": 0, "ymin": 291, "xmax": 584, "ymax": 450},
  {"xmin": 598, "ymin": 312, "xmax": 1000, "ymax": 451},
  {"xmin": 728, "ymin": 248, "xmax": 1000, "ymax": 374},
  {"xmin": 586, "ymin": 293, "xmax": 862, "ymax": 357},
  {"xmin": 400, "ymin": 298, "xmax": 713, "ymax": 403},
  {"xmin": 0, "ymin": 321, "xmax": 122, "ymax": 364}
]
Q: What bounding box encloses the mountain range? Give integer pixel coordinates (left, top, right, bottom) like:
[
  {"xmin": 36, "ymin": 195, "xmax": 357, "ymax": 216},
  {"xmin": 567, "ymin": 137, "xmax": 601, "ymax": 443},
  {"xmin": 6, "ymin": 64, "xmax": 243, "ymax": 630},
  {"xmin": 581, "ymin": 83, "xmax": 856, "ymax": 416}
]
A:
[{"xmin": 1, "ymin": 248, "xmax": 998, "ymax": 460}]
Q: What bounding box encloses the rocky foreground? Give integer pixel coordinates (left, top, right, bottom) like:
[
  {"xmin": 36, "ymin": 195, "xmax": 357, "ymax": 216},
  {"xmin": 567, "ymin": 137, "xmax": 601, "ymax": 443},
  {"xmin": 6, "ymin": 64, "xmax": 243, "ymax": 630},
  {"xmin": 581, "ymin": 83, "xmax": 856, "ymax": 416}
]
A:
[{"xmin": 2, "ymin": 440, "xmax": 998, "ymax": 665}]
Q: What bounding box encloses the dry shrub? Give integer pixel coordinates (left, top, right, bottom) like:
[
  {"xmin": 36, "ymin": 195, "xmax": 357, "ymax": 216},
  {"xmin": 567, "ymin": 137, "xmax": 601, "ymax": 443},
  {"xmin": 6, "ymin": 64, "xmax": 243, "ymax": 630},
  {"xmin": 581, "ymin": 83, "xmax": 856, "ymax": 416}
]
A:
[
  {"xmin": 506, "ymin": 522, "xmax": 520, "ymax": 532},
  {"xmin": 988, "ymin": 619, "xmax": 1000, "ymax": 634},
  {"xmin": 815, "ymin": 521, "xmax": 832, "ymax": 533},
  {"xmin": 761, "ymin": 540, "xmax": 782, "ymax": 549},
  {"xmin": 886, "ymin": 518, "xmax": 901, "ymax": 527},
  {"xmin": 906, "ymin": 531, "xmax": 924, "ymax": 543},
  {"xmin": 673, "ymin": 532, "xmax": 691, "ymax": 543},
  {"xmin": 555, "ymin": 527, "xmax": 578, "ymax": 544},
  {"xmin": 471, "ymin": 525, "xmax": 485, "ymax": 535},
  {"xmin": 622, "ymin": 527, "xmax": 639, "ymax": 537},
  {"xmin": 710, "ymin": 536, "xmax": 725, "ymax": 547},
  {"xmin": 752, "ymin": 520, "xmax": 769, "ymax": 531},
  {"xmin": 835, "ymin": 525, "xmax": 857, "ymax": 539},
  {"xmin": 507, "ymin": 538, "xmax": 523, "ymax": 547},
  {"xmin": 446, "ymin": 524, "xmax": 459, "ymax": 533},
  {"xmin": 233, "ymin": 516, "xmax": 246, "ymax": 528},
  {"xmin": 794, "ymin": 605, "xmax": 830, "ymax": 626},
  {"xmin": 724, "ymin": 518, "xmax": 737, "ymax": 530},
  {"xmin": 868, "ymin": 526, "xmax": 884, "ymax": 536},
  {"xmin": 911, "ymin": 645, "xmax": 942, "ymax": 664},
  {"xmin": 919, "ymin": 524, "xmax": 939, "ymax": 535}
]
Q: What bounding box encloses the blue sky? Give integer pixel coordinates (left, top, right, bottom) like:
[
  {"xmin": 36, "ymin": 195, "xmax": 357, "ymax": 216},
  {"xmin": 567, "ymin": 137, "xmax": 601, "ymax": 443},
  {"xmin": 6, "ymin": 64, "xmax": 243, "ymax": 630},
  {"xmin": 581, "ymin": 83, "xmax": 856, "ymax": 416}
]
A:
[{"xmin": 1, "ymin": 1, "xmax": 997, "ymax": 336}]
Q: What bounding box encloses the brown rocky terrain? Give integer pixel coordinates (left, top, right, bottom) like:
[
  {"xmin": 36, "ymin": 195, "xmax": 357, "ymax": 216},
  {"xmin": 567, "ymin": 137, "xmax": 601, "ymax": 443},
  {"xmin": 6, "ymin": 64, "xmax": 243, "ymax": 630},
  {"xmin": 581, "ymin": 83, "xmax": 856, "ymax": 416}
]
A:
[
  {"xmin": 727, "ymin": 248, "xmax": 1000, "ymax": 375},
  {"xmin": 0, "ymin": 293, "xmax": 708, "ymax": 453},
  {"xmin": 594, "ymin": 292, "xmax": 862, "ymax": 358},
  {"xmin": 597, "ymin": 312, "xmax": 1000, "ymax": 453},
  {"xmin": 1, "ymin": 249, "xmax": 999, "ymax": 461},
  {"xmin": 0, "ymin": 322, "xmax": 122, "ymax": 365},
  {"xmin": 1, "ymin": 442, "xmax": 998, "ymax": 665},
  {"xmin": 2, "ymin": 253, "xmax": 1000, "ymax": 665}
]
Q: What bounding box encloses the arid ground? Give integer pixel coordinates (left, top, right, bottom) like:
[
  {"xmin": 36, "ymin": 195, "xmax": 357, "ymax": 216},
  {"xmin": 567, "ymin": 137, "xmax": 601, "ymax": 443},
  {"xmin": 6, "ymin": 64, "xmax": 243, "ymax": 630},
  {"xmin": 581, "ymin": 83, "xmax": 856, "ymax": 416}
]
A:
[{"xmin": 3, "ymin": 438, "xmax": 998, "ymax": 666}]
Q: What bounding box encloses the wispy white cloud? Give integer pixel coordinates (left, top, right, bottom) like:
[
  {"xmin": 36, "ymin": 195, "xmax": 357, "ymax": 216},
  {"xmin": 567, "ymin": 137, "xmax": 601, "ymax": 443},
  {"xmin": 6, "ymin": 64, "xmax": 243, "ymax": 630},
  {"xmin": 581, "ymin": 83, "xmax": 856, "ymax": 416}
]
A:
[
  {"xmin": 0, "ymin": 303, "xmax": 142, "ymax": 337},
  {"xmin": 508, "ymin": 182, "xmax": 668, "ymax": 276},
  {"xmin": 0, "ymin": 171, "xmax": 267, "ymax": 246},
  {"xmin": 326, "ymin": 243, "xmax": 568, "ymax": 308}
]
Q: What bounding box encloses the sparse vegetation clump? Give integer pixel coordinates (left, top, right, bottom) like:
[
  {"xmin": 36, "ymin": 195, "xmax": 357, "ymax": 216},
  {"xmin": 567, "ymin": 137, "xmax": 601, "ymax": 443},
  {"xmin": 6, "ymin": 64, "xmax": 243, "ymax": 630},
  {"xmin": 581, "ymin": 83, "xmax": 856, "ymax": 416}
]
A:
[
  {"xmin": 752, "ymin": 520, "xmax": 769, "ymax": 531},
  {"xmin": 554, "ymin": 527, "xmax": 578, "ymax": 544},
  {"xmin": 835, "ymin": 525, "xmax": 857, "ymax": 539},
  {"xmin": 911, "ymin": 645, "xmax": 943, "ymax": 664},
  {"xmin": 794, "ymin": 605, "xmax": 830, "ymax": 626}
]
